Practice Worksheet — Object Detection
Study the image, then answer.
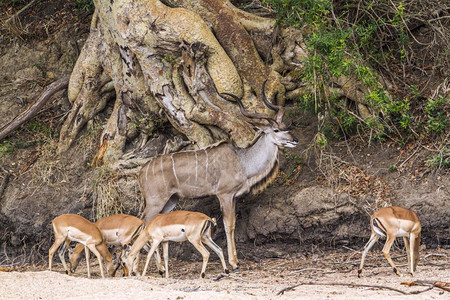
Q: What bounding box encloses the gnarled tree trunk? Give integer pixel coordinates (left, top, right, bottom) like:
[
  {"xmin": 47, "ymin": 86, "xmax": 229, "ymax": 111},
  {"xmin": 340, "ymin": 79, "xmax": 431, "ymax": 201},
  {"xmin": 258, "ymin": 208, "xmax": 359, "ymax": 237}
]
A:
[
  {"xmin": 55, "ymin": 0, "xmax": 385, "ymax": 167},
  {"xmin": 56, "ymin": 0, "xmax": 308, "ymax": 164}
]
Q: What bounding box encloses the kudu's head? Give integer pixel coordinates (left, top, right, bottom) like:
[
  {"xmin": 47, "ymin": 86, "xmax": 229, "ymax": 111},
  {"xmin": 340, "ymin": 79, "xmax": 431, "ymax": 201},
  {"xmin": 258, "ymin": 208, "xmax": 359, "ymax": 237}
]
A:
[{"xmin": 222, "ymin": 81, "xmax": 298, "ymax": 149}]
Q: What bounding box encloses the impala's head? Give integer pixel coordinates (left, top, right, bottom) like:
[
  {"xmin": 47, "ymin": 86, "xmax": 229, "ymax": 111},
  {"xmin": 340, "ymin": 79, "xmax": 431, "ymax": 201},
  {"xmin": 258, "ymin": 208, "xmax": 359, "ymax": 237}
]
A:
[
  {"xmin": 67, "ymin": 246, "xmax": 81, "ymax": 273},
  {"xmin": 221, "ymin": 80, "xmax": 298, "ymax": 149},
  {"xmin": 110, "ymin": 252, "xmax": 123, "ymax": 277},
  {"xmin": 120, "ymin": 244, "xmax": 138, "ymax": 277}
]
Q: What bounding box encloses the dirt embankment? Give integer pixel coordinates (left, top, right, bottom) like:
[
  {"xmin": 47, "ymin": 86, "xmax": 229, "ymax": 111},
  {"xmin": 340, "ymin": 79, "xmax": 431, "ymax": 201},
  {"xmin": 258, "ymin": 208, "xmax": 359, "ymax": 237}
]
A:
[{"xmin": 0, "ymin": 0, "xmax": 449, "ymax": 270}]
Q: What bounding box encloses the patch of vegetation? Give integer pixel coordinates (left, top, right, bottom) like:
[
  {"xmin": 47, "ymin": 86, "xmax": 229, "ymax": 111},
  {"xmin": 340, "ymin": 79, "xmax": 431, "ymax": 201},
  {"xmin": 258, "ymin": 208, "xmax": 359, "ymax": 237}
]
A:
[
  {"xmin": 264, "ymin": 0, "xmax": 449, "ymax": 148},
  {"xmin": 73, "ymin": 0, "xmax": 93, "ymax": 12},
  {"xmin": 0, "ymin": 136, "xmax": 36, "ymax": 158},
  {"xmin": 91, "ymin": 166, "xmax": 124, "ymax": 219},
  {"xmin": 0, "ymin": 0, "xmax": 27, "ymax": 7},
  {"xmin": 0, "ymin": 140, "xmax": 14, "ymax": 158},
  {"xmin": 426, "ymin": 147, "xmax": 450, "ymax": 169},
  {"xmin": 424, "ymin": 95, "xmax": 449, "ymax": 135},
  {"xmin": 280, "ymin": 150, "xmax": 302, "ymax": 185}
]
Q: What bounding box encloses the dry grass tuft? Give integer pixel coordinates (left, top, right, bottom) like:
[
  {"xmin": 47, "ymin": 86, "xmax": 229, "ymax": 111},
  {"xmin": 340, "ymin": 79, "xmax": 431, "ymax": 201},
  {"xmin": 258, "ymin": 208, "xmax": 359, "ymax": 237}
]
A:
[{"xmin": 91, "ymin": 166, "xmax": 125, "ymax": 220}]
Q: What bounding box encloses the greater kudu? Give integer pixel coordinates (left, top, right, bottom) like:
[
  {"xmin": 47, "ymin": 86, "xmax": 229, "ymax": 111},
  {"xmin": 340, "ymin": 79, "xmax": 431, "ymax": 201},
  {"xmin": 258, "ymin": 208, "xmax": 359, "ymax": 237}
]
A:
[{"xmin": 139, "ymin": 82, "xmax": 298, "ymax": 269}]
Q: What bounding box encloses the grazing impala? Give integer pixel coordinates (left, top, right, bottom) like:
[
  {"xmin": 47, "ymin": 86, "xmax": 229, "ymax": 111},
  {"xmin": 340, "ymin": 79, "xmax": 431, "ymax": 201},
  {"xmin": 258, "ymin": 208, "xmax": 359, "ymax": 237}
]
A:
[
  {"xmin": 138, "ymin": 82, "xmax": 298, "ymax": 270},
  {"xmin": 48, "ymin": 214, "xmax": 114, "ymax": 278},
  {"xmin": 358, "ymin": 206, "xmax": 421, "ymax": 277},
  {"xmin": 68, "ymin": 214, "xmax": 156, "ymax": 276},
  {"xmin": 122, "ymin": 210, "xmax": 229, "ymax": 278}
]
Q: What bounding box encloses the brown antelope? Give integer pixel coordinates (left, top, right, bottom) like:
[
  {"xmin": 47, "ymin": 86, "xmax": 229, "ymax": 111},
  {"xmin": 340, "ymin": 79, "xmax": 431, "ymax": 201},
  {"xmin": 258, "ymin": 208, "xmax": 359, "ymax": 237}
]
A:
[
  {"xmin": 122, "ymin": 210, "xmax": 229, "ymax": 278},
  {"xmin": 48, "ymin": 214, "xmax": 114, "ymax": 278},
  {"xmin": 67, "ymin": 214, "xmax": 161, "ymax": 276},
  {"xmin": 358, "ymin": 206, "xmax": 421, "ymax": 277},
  {"xmin": 138, "ymin": 82, "xmax": 298, "ymax": 270}
]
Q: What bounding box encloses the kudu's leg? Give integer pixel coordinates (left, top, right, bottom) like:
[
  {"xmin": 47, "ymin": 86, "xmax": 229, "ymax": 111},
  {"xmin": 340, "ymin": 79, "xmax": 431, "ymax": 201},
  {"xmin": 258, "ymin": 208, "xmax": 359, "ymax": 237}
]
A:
[
  {"xmin": 218, "ymin": 194, "xmax": 239, "ymax": 270},
  {"xmin": 142, "ymin": 195, "xmax": 176, "ymax": 223},
  {"xmin": 382, "ymin": 235, "xmax": 401, "ymax": 276},
  {"xmin": 48, "ymin": 235, "xmax": 65, "ymax": 271},
  {"xmin": 358, "ymin": 233, "xmax": 379, "ymax": 278}
]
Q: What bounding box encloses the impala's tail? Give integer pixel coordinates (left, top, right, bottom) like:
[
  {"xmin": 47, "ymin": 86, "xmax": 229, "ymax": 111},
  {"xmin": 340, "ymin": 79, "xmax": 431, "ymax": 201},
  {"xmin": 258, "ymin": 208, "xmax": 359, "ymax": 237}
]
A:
[
  {"xmin": 372, "ymin": 217, "xmax": 387, "ymax": 237},
  {"xmin": 200, "ymin": 217, "xmax": 217, "ymax": 237}
]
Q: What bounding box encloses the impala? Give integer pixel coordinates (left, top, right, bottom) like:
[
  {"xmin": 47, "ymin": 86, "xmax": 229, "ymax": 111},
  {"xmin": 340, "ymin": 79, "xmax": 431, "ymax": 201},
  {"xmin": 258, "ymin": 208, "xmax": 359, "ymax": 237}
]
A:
[
  {"xmin": 67, "ymin": 214, "xmax": 162, "ymax": 276},
  {"xmin": 122, "ymin": 210, "xmax": 229, "ymax": 278},
  {"xmin": 48, "ymin": 214, "xmax": 114, "ymax": 278},
  {"xmin": 138, "ymin": 82, "xmax": 298, "ymax": 270},
  {"xmin": 358, "ymin": 206, "xmax": 421, "ymax": 277}
]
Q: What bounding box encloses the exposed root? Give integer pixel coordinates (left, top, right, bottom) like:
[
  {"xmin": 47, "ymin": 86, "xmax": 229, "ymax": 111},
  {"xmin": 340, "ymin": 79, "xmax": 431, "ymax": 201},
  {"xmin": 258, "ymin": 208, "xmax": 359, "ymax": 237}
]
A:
[{"xmin": 0, "ymin": 75, "xmax": 70, "ymax": 142}]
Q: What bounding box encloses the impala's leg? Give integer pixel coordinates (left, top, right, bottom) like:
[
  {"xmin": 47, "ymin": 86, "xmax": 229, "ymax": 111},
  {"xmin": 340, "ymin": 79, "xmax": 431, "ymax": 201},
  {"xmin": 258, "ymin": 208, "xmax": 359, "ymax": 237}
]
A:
[
  {"xmin": 218, "ymin": 194, "xmax": 239, "ymax": 270},
  {"xmin": 87, "ymin": 244, "xmax": 105, "ymax": 278},
  {"xmin": 382, "ymin": 235, "xmax": 400, "ymax": 276},
  {"xmin": 154, "ymin": 247, "xmax": 164, "ymax": 275},
  {"xmin": 142, "ymin": 241, "xmax": 161, "ymax": 277},
  {"xmin": 48, "ymin": 235, "xmax": 65, "ymax": 271},
  {"xmin": 413, "ymin": 232, "xmax": 421, "ymax": 272},
  {"xmin": 143, "ymin": 242, "xmax": 165, "ymax": 275},
  {"xmin": 202, "ymin": 229, "xmax": 229, "ymax": 274},
  {"xmin": 58, "ymin": 239, "xmax": 71, "ymax": 274},
  {"xmin": 84, "ymin": 245, "xmax": 91, "ymax": 278},
  {"xmin": 403, "ymin": 237, "xmax": 412, "ymax": 274},
  {"xmin": 188, "ymin": 237, "xmax": 210, "ymax": 278},
  {"xmin": 409, "ymin": 233, "xmax": 419, "ymax": 275},
  {"xmin": 162, "ymin": 241, "xmax": 169, "ymax": 278},
  {"xmin": 358, "ymin": 233, "xmax": 379, "ymax": 278}
]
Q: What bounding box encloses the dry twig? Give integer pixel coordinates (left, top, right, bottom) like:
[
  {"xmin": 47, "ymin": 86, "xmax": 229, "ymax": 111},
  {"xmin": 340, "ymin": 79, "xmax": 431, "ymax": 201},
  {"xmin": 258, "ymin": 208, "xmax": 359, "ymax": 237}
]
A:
[{"xmin": 277, "ymin": 281, "xmax": 433, "ymax": 296}]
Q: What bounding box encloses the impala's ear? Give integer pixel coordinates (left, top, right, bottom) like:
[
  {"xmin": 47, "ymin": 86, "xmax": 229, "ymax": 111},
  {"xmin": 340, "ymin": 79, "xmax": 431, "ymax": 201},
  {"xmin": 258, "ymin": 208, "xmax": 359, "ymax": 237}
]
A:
[{"xmin": 67, "ymin": 247, "xmax": 74, "ymax": 254}]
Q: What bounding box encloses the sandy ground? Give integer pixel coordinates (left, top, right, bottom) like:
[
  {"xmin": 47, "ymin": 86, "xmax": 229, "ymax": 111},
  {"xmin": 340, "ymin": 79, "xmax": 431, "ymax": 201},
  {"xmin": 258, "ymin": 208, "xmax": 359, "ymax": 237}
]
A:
[{"xmin": 0, "ymin": 249, "xmax": 448, "ymax": 299}]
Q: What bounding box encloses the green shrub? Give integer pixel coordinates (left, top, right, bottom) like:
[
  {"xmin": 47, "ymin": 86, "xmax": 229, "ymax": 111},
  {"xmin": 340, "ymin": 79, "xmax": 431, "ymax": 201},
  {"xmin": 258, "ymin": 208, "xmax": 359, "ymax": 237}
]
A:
[{"xmin": 0, "ymin": 140, "xmax": 14, "ymax": 158}]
